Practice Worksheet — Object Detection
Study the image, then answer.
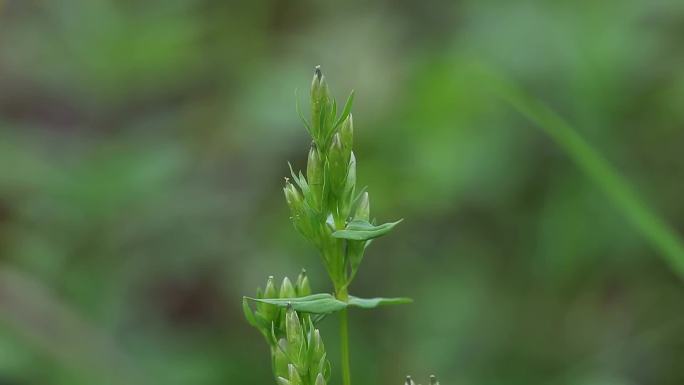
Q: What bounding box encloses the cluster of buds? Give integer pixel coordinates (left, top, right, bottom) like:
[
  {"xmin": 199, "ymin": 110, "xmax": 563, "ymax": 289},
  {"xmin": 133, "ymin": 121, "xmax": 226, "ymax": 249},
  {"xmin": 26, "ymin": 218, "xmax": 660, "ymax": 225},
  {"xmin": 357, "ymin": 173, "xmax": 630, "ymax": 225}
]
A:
[
  {"xmin": 405, "ymin": 375, "xmax": 440, "ymax": 385},
  {"xmin": 284, "ymin": 65, "xmax": 371, "ymax": 291},
  {"xmin": 243, "ymin": 271, "xmax": 330, "ymax": 385},
  {"xmin": 274, "ymin": 306, "xmax": 330, "ymax": 385}
]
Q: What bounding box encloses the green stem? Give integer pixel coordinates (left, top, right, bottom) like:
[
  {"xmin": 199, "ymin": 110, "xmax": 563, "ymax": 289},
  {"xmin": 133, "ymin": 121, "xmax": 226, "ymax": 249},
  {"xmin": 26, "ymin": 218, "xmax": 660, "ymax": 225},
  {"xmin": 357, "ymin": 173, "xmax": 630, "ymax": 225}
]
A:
[{"xmin": 339, "ymin": 307, "xmax": 351, "ymax": 385}]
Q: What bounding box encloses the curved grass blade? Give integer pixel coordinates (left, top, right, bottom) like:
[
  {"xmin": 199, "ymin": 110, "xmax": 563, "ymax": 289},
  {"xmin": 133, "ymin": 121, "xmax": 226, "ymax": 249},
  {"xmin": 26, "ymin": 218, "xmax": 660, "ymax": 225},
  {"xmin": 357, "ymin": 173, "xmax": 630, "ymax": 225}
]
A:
[{"xmin": 477, "ymin": 65, "xmax": 684, "ymax": 280}]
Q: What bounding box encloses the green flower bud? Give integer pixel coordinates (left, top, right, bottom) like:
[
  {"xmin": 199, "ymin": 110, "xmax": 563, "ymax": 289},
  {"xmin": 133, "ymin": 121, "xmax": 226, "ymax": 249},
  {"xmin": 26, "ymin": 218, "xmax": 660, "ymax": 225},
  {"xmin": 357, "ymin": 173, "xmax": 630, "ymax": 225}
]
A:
[
  {"xmin": 288, "ymin": 364, "xmax": 302, "ymax": 385},
  {"xmin": 344, "ymin": 152, "xmax": 356, "ymax": 197},
  {"xmin": 429, "ymin": 375, "xmax": 439, "ymax": 385},
  {"xmin": 339, "ymin": 114, "xmax": 353, "ymax": 160},
  {"xmin": 264, "ymin": 276, "xmax": 277, "ymax": 298},
  {"xmin": 258, "ymin": 275, "xmax": 279, "ymax": 322},
  {"xmin": 315, "ymin": 373, "xmax": 326, "ymax": 385},
  {"xmin": 285, "ymin": 306, "xmax": 304, "ymax": 355},
  {"xmin": 307, "ymin": 145, "xmax": 324, "ymax": 209},
  {"xmin": 327, "ymin": 133, "xmax": 346, "ymax": 195},
  {"xmin": 284, "ymin": 181, "xmax": 304, "ymax": 216},
  {"xmin": 311, "ymin": 66, "xmax": 330, "ymax": 141},
  {"xmin": 405, "ymin": 376, "xmax": 416, "ymax": 385},
  {"xmin": 310, "ymin": 328, "xmax": 325, "ymax": 363},
  {"xmin": 280, "ymin": 277, "xmax": 296, "ymax": 298},
  {"xmin": 276, "ymin": 377, "xmax": 291, "ymax": 385},
  {"xmin": 354, "ymin": 192, "xmax": 370, "ymax": 221},
  {"xmin": 295, "ymin": 269, "xmax": 311, "ymax": 297},
  {"xmin": 273, "ymin": 344, "xmax": 289, "ymax": 379}
]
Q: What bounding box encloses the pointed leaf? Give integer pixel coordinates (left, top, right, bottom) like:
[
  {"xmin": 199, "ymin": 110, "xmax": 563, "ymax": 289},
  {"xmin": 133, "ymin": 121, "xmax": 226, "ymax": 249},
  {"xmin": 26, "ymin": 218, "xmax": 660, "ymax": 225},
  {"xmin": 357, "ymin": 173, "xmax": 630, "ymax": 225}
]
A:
[
  {"xmin": 245, "ymin": 293, "xmax": 412, "ymax": 314},
  {"xmin": 348, "ymin": 296, "xmax": 413, "ymax": 308},
  {"xmin": 334, "ymin": 90, "xmax": 355, "ymax": 129},
  {"xmin": 332, "ymin": 219, "xmax": 403, "ymax": 241},
  {"xmin": 245, "ymin": 294, "xmax": 347, "ymax": 314},
  {"xmin": 295, "ymin": 89, "xmax": 312, "ymax": 135},
  {"xmin": 242, "ymin": 297, "xmax": 258, "ymax": 327}
]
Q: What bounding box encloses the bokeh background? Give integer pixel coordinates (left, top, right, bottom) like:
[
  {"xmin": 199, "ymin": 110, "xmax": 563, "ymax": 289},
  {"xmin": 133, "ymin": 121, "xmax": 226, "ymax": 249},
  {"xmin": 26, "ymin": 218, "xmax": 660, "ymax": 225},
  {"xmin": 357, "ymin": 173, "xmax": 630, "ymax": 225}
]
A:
[{"xmin": 1, "ymin": 0, "xmax": 684, "ymax": 384}]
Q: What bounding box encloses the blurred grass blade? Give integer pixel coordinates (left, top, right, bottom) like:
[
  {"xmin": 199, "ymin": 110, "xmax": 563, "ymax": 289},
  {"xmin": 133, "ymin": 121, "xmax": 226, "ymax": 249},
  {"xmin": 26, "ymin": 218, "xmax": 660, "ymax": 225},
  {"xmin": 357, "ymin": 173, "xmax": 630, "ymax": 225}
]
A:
[{"xmin": 482, "ymin": 67, "xmax": 684, "ymax": 279}]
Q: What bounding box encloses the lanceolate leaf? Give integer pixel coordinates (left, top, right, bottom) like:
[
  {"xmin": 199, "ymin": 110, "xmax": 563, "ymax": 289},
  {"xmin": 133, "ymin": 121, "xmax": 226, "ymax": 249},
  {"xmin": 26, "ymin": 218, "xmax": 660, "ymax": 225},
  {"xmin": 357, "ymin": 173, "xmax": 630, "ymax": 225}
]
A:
[
  {"xmin": 242, "ymin": 297, "xmax": 259, "ymax": 327},
  {"xmin": 294, "ymin": 89, "xmax": 312, "ymax": 135},
  {"xmin": 332, "ymin": 219, "xmax": 403, "ymax": 241},
  {"xmin": 347, "ymin": 296, "xmax": 413, "ymax": 308},
  {"xmin": 334, "ymin": 90, "xmax": 355, "ymax": 129},
  {"xmin": 245, "ymin": 293, "xmax": 412, "ymax": 315},
  {"xmin": 246, "ymin": 294, "xmax": 347, "ymax": 314}
]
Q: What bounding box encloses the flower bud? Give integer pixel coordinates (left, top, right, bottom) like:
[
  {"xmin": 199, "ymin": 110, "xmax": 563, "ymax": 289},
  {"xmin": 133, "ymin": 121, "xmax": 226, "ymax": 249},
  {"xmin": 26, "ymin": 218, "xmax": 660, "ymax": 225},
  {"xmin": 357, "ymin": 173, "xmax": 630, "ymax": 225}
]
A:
[
  {"xmin": 315, "ymin": 373, "xmax": 326, "ymax": 385},
  {"xmin": 285, "ymin": 306, "xmax": 304, "ymax": 355},
  {"xmin": 354, "ymin": 192, "xmax": 370, "ymax": 221},
  {"xmin": 276, "ymin": 377, "xmax": 291, "ymax": 385},
  {"xmin": 273, "ymin": 344, "xmax": 289, "ymax": 378},
  {"xmin": 288, "ymin": 364, "xmax": 302, "ymax": 385},
  {"xmin": 429, "ymin": 375, "xmax": 439, "ymax": 385},
  {"xmin": 405, "ymin": 376, "xmax": 416, "ymax": 385},
  {"xmin": 280, "ymin": 277, "xmax": 296, "ymax": 298},
  {"xmin": 311, "ymin": 66, "xmax": 330, "ymax": 140},
  {"xmin": 310, "ymin": 328, "xmax": 325, "ymax": 363},
  {"xmin": 258, "ymin": 275, "xmax": 279, "ymax": 322},
  {"xmin": 307, "ymin": 145, "xmax": 324, "ymax": 209},
  {"xmin": 339, "ymin": 114, "xmax": 353, "ymax": 160},
  {"xmin": 284, "ymin": 181, "xmax": 304, "ymax": 216},
  {"xmin": 264, "ymin": 276, "xmax": 277, "ymax": 298},
  {"xmin": 295, "ymin": 269, "xmax": 311, "ymax": 297},
  {"xmin": 327, "ymin": 133, "xmax": 346, "ymax": 194}
]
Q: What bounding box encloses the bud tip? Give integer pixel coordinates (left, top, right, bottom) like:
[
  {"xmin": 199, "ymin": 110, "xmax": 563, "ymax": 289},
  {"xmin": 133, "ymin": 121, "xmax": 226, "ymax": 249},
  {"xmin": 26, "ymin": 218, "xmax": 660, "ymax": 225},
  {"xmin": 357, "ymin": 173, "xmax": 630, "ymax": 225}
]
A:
[{"xmin": 314, "ymin": 65, "xmax": 322, "ymax": 79}]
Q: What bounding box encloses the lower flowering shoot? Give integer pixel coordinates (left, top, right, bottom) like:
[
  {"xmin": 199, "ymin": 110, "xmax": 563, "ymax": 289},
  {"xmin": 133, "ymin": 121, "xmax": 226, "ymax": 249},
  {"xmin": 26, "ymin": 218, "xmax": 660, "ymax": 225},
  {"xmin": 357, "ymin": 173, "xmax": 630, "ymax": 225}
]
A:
[
  {"xmin": 405, "ymin": 375, "xmax": 440, "ymax": 385},
  {"xmin": 243, "ymin": 273, "xmax": 331, "ymax": 385}
]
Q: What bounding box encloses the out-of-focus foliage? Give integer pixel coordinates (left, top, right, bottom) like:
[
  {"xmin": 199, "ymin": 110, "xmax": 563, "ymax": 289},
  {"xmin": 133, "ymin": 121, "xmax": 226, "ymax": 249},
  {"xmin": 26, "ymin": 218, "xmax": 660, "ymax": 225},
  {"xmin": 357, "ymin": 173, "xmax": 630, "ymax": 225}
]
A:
[{"xmin": 1, "ymin": 0, "xmax": 683, "ymax": 385}]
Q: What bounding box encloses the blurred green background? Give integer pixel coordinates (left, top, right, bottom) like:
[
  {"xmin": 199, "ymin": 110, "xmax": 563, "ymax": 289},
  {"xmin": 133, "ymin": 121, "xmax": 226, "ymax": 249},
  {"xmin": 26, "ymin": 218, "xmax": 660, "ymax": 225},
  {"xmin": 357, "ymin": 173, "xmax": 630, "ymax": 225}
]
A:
[{"xmin": 1, "ymin": 0, "xmax": 684, "ymax": 384}]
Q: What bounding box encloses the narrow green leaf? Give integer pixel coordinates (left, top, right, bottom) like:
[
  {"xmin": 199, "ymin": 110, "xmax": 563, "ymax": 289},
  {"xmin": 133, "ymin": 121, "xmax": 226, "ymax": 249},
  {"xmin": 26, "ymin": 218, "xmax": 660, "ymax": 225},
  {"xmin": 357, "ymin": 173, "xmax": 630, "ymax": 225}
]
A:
[
  {"xmin": 245, "ymin": 294, "xmax": 347, "ymax": 314},
  {"xmin": 245, "ymin": 293, "xmax": 412, "ymax": 314},
  {"xmin": 242, "ymin": 297, "xmax": 258, "ymax": 327},
  {"xmin": 334, "ymin": 90, "xmax": 355, "ymax": 129},
  {"xmin": 348, "ymin": 296, "xmax": 413, "ymax": 308},
  {"xmin": 294, "ymin": 89, "xmax": 312, "ymax": 135},
  {"xmin": 332, "ymin": 219, "xmax": 403, "ymax": 241}
]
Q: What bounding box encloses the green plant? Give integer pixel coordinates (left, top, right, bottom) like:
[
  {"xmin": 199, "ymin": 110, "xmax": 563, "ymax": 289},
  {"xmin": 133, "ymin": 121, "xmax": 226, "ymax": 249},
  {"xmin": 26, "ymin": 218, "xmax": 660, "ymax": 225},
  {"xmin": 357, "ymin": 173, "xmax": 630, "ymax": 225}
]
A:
[
  {"xmin": 405, "ymin": 375, "xmax": 440, "ymax": 385},
  {"xmin": 242, "ymin": 66, "xmax": 413, "ymax": 385}
]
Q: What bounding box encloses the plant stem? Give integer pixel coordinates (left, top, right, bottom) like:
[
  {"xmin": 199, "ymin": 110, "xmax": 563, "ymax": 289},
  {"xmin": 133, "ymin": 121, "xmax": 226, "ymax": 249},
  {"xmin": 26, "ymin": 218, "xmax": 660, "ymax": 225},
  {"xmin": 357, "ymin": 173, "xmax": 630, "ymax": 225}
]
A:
[
  {"xmin": 336, "ymin": 286, "xmax": 351, "ymax": 385},
  {"xmin": 339, "ymin": 307, "xmax": 351, "ymax": 385}
]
